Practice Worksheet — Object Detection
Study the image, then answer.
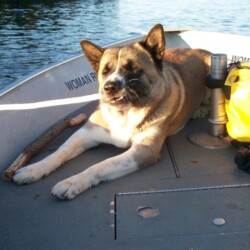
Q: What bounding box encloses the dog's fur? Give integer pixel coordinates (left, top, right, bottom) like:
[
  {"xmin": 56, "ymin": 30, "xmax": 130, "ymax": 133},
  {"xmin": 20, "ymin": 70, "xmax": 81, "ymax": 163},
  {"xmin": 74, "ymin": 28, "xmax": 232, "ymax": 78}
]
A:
[{"xmin": 13, "ymin": 24, "xmax": 211, "ymax": 200}]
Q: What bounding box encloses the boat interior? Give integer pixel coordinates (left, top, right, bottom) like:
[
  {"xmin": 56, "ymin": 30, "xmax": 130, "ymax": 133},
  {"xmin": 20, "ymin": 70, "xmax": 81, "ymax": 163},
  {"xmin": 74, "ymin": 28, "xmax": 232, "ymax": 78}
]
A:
[
  {"xmin": 1, "ymin": 30, "xmax": 250, "ymax": 249},
  {"xmin": 1, "ymin": 99, "xmax": 250, "ymax": 249}
]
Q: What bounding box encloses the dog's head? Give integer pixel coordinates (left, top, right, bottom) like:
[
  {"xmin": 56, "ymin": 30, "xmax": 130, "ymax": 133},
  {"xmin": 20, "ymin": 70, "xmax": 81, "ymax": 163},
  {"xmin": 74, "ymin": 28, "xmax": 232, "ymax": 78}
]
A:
[{"xmin": 81, "ymin": 24, "xmax": 166, "ymax": 110}]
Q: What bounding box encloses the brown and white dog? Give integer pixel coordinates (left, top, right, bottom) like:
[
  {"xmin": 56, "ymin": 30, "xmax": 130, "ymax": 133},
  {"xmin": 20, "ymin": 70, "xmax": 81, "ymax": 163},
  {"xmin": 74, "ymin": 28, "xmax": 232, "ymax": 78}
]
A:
[{"xmin": 13, "ymin": 24, "xmax": 211, "ymax": 199}]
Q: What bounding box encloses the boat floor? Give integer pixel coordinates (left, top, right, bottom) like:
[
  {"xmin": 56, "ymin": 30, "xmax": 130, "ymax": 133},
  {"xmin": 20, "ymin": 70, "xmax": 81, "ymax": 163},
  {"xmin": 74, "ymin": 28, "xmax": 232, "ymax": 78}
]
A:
[{"xmin": 1, "ymin": 102, "xmax": 250, "ymax": 249}]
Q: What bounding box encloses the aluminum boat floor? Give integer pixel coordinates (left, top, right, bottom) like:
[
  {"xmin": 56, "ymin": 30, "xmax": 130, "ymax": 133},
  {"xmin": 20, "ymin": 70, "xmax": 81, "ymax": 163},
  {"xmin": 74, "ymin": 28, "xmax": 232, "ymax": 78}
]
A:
[{"xmin": 1, "ymin": 103, "xmax": 250, "ymax": 249}]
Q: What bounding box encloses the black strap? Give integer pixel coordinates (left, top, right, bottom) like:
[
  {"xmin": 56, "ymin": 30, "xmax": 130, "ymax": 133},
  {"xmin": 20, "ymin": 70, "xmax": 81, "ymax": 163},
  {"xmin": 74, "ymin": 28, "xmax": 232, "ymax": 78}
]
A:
[
  {"xmin": 229, "ymin": 61, "xmax": 250, "ymax": 70},
  {"xmin": 206, "ymin": 75, "xmax": 226, "ymax": 88}
]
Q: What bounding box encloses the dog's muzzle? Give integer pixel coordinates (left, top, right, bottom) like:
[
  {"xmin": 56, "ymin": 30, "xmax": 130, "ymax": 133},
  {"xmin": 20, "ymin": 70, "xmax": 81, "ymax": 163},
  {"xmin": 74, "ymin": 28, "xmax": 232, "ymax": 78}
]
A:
[
  {"xmin": 104, "ymin": 80, "xmax": 123, "ymax": 96},
  {"xmin": 103, "ymin": 80, "xmax": 129, "ymax": 106},
  {"xmin": 102, "ymin": 79, "xmax": 135, "ymax": 108},
  {"xmin": 102, "ymin": 78, "xmax": 147, "ymax": 108}
]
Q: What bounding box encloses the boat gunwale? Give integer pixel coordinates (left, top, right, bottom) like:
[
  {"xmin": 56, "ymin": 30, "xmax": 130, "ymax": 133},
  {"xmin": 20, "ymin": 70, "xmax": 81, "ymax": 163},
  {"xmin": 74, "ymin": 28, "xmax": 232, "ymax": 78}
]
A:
[{"xmin": 2, "ymin": 29, "xmax": 250, "ymax": 98}]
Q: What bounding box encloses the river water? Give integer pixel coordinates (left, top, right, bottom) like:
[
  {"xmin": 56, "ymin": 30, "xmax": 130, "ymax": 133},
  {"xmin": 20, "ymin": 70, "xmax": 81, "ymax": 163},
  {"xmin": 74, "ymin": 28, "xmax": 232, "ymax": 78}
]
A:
[{"xmin": 0, "ymin": 0, "xmax": 250, "ymax": 91}]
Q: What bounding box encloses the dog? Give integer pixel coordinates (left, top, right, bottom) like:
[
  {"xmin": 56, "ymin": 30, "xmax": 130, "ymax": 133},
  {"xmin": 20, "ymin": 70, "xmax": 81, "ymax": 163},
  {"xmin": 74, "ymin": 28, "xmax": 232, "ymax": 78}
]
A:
[{"xmin": 13, "ymin": 24, "xmax": 211, "ymax": 200}]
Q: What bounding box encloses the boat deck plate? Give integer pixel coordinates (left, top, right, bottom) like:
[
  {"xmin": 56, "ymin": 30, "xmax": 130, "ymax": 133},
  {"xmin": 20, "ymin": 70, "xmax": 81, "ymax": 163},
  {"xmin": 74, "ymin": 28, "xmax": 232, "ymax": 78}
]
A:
[{"xmin": 114, "ymin": 185, "xmax": 250, "ymax": 240}]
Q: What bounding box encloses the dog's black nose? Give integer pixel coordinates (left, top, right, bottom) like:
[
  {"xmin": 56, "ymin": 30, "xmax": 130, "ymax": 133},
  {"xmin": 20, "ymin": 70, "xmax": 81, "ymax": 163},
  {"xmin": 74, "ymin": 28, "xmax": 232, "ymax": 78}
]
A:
[{"xmin": 104, "ymin": 81, "xmax": 123, "ymax": 94}]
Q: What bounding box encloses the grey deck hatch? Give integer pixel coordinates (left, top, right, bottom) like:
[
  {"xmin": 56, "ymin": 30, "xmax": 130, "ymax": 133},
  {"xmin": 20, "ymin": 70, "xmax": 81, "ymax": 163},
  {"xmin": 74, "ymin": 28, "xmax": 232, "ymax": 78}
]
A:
[{"xmin": 114, "ymin": 185, "xmax": 250, "ymax": 240}]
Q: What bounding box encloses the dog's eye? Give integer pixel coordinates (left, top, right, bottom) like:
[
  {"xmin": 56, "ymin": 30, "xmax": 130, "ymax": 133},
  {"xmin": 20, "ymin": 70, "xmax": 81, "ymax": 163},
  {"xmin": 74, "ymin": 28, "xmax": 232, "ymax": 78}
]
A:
[
  {"xmin": 124, "ymin": 60, "xmax": 136, "ymax": 71},
  {"xmin": 102, "ymin": 64, "xmax": 112, "ymax": 76}
]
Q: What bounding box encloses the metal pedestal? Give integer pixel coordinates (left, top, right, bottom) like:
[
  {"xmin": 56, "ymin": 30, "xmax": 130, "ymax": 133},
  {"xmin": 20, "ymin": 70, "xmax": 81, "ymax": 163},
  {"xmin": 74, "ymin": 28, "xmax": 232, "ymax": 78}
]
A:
[{"xmin": 188, "ymin": 54, "xmax": 231, "ymax": 150}]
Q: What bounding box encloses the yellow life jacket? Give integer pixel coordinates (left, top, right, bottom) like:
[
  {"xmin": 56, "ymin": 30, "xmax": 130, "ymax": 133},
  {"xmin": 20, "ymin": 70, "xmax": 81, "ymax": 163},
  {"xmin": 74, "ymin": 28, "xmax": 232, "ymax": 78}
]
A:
[{"xmin": 225, "ymin": 61, "xmax": 250, "ymax": 142}]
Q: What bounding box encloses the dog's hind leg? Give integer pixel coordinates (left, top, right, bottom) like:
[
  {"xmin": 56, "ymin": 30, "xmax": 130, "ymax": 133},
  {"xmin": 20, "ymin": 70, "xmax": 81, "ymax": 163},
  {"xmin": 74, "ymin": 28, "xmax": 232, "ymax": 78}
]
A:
[
  {"xmin": 13, "ymin": 123, "xmax": 108, "ymax": 184},
  {"xmin": 192, "ymin": 88, "xmax": 211, "ymax": 119},
  {"xmin": 192, "ymin": 105, "xmax": 209, "ymax": 118}
]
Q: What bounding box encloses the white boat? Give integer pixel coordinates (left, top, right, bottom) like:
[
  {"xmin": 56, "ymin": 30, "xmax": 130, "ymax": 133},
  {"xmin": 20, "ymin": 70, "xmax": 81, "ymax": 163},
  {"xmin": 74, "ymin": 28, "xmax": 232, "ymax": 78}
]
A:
[{"xmin": 1, "ymin": 30, "xmax": 250, "ymax": 249}]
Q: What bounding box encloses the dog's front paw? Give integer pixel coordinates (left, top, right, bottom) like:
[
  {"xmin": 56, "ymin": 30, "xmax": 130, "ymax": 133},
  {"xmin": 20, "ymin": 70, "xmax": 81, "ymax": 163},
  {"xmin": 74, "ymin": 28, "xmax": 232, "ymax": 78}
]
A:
[
  {"xmin": 13, "ymin": 164, "xmax": 47, "ymax": 184},
  {"xmin": 51, "ymin": 176, "xmax": 89, "ymax": 200}
]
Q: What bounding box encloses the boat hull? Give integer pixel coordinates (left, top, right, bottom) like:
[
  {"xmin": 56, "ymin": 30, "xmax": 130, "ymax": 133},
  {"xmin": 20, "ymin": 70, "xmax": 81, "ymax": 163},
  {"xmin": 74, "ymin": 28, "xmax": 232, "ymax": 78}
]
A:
[{"xmin": 1, "ymin": 30, "xmax": 250, "ymax": 171}]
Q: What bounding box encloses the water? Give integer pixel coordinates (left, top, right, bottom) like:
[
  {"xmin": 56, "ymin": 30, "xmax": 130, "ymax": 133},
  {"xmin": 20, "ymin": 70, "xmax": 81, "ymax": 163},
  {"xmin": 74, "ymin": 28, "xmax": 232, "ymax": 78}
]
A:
[{"xmin": 0, "ymin": 0, "xmax": 250, "ymax": 91}]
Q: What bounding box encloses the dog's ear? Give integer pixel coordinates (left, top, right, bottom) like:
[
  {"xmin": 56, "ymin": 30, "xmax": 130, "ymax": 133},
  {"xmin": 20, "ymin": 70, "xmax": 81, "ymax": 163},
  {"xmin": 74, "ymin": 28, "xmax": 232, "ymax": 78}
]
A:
[
  {"xmin": 80, "ymin": 40, "xmax": 104, "ymax": 72},
  {"xmin": 141, "ymin": 24, "xmax": 165, "ymax": 64}
]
